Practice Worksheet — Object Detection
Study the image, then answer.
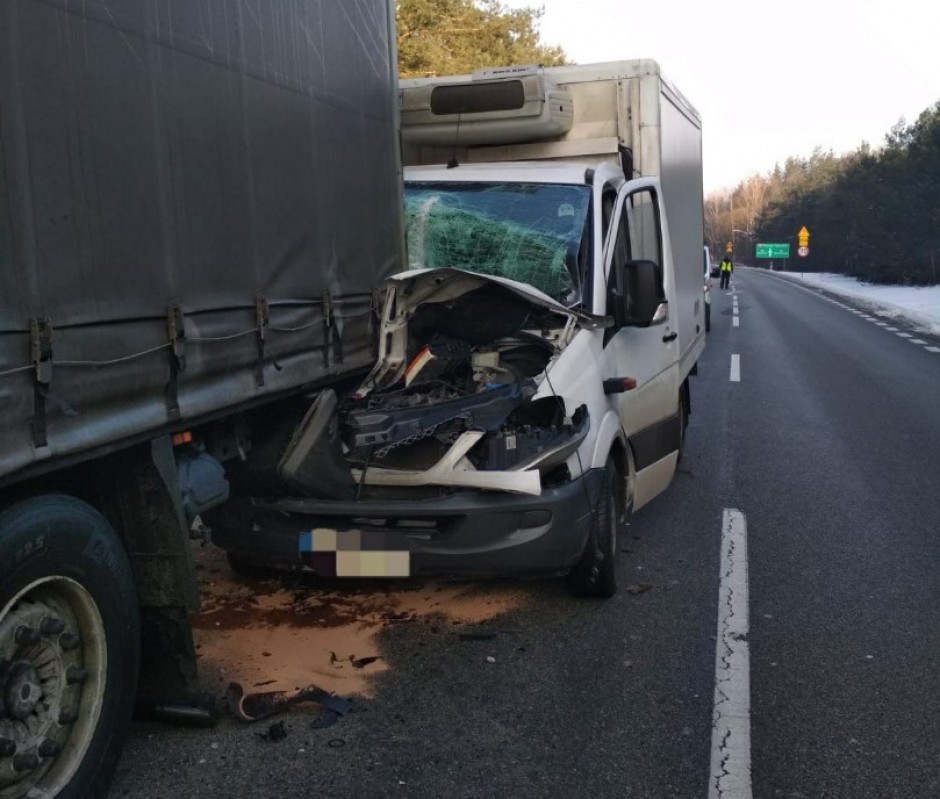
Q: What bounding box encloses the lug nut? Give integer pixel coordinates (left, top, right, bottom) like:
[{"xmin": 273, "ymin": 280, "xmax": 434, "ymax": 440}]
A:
[
  {"xmin": 0, "ymin": 738, "xmax": 16, "ymax": 757},
  {"xmin": 66, "ymin": 666, "xmax": 88, "ymax": 685},
  {"xmin": 40, "ymin": 617, "xmax": 66, "ymax": 635},
  {"xmin": 58, "ymin": 708, "xmax": 77, "ymax": 724},
  {"xmin": 38, "ymin": 739, "xmax": 60, "ymax": 758},
  {"xmin": 13, "ymin": 753, "xmax": 40, "ymax": 772},
  {"xmin": 58, "ymin": 633, "xmax": 80, "ymax": 651},
  {"xmin": 14, "ymin": 626, "xmax": 41, "ymax": 645}
]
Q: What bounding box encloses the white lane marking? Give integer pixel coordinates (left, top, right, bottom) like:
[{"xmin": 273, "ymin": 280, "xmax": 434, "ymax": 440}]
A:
[
  {"xmin": 709, "ymin": 509, "xmax": 752, "ymax": 799},
  {"xmin": 884, "ymin": 326, "xmax": 899, "ymax": 332},
  {"xmin": 730, "ymin": 354, "xmax": 741, "ymax": 382},
  {"xmin": 874, "ymin": 322, "xmax": 889, "ymax": 327},
  {"xmin": 927, "ymin": 347, "xmax": 940, "ymax": 353},
  {"xmin": 733, "ymin": 317, "xmax": 740, "ymax": 328},
  {"xmin": 909, "ymin": 339, "xmax": 927, "ymax": 345},
  {"xmin": 895, "ymin": 332, "xmax": 913, "ymax": 338}
]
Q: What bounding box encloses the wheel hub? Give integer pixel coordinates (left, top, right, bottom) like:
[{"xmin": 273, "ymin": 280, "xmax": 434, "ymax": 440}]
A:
[
  {"xmin": 0, "ymin": 577, "xmax": 107, "ymax": 795},
  {"xmin": 3, "ymin": 661, "xmax": 43, "ymax": 720}
]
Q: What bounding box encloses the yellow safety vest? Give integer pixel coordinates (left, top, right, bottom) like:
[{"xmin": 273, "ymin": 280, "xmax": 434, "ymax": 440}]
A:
[{"xmin": 720, "ymin": 260, "xmax": 732, "ymax": 272}]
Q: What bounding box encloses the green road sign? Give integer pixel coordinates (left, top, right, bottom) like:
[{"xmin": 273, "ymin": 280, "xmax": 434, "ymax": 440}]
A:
[{"xmin": 756, "ymin": 243, "xmax": 790, "ymax": 258}]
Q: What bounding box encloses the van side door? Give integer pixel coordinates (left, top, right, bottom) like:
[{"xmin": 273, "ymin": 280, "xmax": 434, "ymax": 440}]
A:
[{"xmin": 602, "ymin": 179, "xmax": 680, "ymax": 506}]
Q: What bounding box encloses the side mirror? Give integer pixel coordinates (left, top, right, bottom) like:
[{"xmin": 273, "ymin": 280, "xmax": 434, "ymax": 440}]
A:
[{"xmin": 608, "ymin": 259, "xmax": 667, "ymax": 327}]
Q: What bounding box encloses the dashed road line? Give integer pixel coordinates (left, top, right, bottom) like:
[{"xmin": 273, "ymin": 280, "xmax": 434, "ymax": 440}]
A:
[
  {"xmin": 730, "ymin": 354, "xmax": 741, "ymax": 382},
  {"xmin": 909, "ymin": 339, "xmax": 927, "ymax": 345},
  {"xmin": 733, "ymin": 317, "xmax": 740, "ymax": 328},
  {"xmin": 895, "ymin": 332, "xmax": 913, "ymax": 338},
  {"xmin": 709, "ymin": 509, "xmax": 752, "ymax": 799},
  {"xmin": 927, "ymin": 347, "xmax": 940, "ymax": 353}
]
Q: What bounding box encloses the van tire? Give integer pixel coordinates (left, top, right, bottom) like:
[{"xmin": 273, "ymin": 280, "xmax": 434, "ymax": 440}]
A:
[
  {"xmin": 705, "ymin": 301, "xmax": 711, "ymax": 332},
  {"xmin": 567, "ymin": 459, "xmax": 619, "ymax": 598},
  {"xmin": 0, "ymin": 496, "xmax": 140, "ymax": 799}
]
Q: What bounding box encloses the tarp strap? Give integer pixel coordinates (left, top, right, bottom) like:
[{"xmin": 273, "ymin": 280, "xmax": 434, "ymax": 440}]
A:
[
  {"xmin": 322, "ymin": 290, "xmax": 334, "ymax": 369},
  {"xmin": 29, "ymin": 318, "xmax": 54, "ymax": 448},
  {"xmin": 254, "ymin": 295, "xmax": 269, "ymax": 388},
  {"xmin": 165, "ymin": 305, "xmax": 186, "ymax": 420}
]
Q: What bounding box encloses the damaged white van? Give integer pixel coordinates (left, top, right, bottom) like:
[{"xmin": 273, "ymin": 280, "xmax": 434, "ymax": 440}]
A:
[{"xmin": 210, "ymin": 61, "xmax": 705, "ymax": 597}]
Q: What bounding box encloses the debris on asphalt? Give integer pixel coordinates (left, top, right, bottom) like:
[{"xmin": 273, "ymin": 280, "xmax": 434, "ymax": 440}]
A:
[
  {"xmin": 328, "ymin": 738, "xmax": 346, "ymax": 748},
  {"xmin": 311, "ymin": 712, "xmax": 340, "ymax": 729},
  {"xmin": 257, "ymin": 721, "xmax": 287, "ymax": 743},
  {"xmin": 485, "ymin": 656, "xmax": 496, "ymax": 664},
  {"xmin": 626, "ymin": 583, "xmax": 653, "ymax": 595},
  {"xmin": 350, "ymin": 655, "xmax": 382, "ymax": 669},
  {"xmin": 310, "ymin": 693, "xmax": 354, "ymax": 730},
  {"xmin": 227, "ymin": 681, "xmax": 350, "ymax": 723}
]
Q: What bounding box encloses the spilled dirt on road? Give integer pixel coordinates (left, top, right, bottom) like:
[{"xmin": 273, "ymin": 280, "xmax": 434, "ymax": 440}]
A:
[{"xmin": 190, "ymin": 544, "xmax": 526, "ymax": 698}]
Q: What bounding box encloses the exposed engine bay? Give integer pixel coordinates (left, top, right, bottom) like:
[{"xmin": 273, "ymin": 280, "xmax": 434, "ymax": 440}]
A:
[{"xmin": 275, "ymin": 270, "xmax": 592, "ymax": 500}]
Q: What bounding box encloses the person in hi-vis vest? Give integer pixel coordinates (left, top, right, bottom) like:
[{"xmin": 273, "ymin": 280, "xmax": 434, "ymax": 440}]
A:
[{"xmin": 719, "ymin": 255, "xmax": 733, "ymax": 290}]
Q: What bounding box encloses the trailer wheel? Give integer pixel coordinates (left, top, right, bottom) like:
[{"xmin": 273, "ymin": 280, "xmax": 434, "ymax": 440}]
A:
[
  {"xmin": 567, "ymin": 459, "xmax": 620, "ymax": 598},
  {"xmin": 0, "ymin": 496, "xmax": 139, "ymax": 799}
]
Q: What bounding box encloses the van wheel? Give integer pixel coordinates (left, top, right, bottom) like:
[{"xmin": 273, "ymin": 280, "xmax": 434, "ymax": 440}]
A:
[
  {"xmin": 0, "ymin": 496, "xmax": 139, "ymax": 799},
  {"xmin": 567, "ymin": 459, "xmax": 619, "ymax": 598},
  {"xmin": 705, "ymin": 301, "xmax": 711, "ymax": 332}
]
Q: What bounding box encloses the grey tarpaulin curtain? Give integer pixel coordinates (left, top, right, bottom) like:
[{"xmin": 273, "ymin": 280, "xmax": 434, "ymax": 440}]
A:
[{"xmin": 0, "ymin": 0, "xmax": 404, "ymax": 480}]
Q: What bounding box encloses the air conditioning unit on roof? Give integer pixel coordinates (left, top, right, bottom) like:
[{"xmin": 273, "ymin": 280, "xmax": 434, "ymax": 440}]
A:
[{"xmin": 400, "ymin": 71, "xmax": 574, "ymax": 147}]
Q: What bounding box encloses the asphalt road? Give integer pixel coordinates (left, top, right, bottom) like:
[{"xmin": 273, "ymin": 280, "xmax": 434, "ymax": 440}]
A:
[{"xmin": 109, "ymin": 268, "xmax": 940, "ymax": 799}]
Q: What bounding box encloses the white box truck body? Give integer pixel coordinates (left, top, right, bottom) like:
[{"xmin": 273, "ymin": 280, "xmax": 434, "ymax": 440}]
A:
[{"xmin": 401, "ymin": 59, "xmax": 706, "ymax": 386}]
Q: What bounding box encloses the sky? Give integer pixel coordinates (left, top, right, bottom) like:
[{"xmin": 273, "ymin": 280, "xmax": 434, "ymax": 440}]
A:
[{"xmin": 518, "ymin": 0, "xmax": 940, "ymax": 195}]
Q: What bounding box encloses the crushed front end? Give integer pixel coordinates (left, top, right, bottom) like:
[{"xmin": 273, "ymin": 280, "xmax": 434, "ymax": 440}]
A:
[{"xmin": 209, "ymin": 269, "xmax": 605, "ymax": 578}]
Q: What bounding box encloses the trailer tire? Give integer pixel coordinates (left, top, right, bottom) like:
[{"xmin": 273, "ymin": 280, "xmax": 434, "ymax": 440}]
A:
[
  {"xmin": 0, "ymin": 496, "xmax": 139, "ymax": 799},
  {"xmin": 567, "ymin": 459, "xmax": 619, "ymax": 599}
]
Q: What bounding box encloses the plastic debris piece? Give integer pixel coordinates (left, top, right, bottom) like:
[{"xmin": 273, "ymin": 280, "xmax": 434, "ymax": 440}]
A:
[
  {"xmin": 311, "ymin": 711, "xmax": 340, "ymax": 730},
  {"xmin": 320, "ymin": 695, "xmax": 353, "ymax": 716},
  {"xmin": 349, "ymin": 655, "xmax": 382, "ymax": 669},
  {"xmin": 258, "ymin": 721, "xmax": 287, "ymax": 743},
  {"xmin": 625, "ymin": 583, "xmax": 653, "ymax": 595},
  {"xmin": 227, "ymin": 681, "xmax": 338, "ymax": 723}
]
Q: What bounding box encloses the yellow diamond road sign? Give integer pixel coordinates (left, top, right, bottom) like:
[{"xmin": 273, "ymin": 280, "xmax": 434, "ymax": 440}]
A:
[{"xmin": 798, "ymin": 226, "xmax": 810, "ymax": 247}]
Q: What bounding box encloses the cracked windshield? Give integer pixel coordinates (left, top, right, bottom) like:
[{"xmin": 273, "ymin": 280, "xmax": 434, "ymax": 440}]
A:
[{"xmin": 404, "ymin": 182, "xmax": 590, "ymax": 303}]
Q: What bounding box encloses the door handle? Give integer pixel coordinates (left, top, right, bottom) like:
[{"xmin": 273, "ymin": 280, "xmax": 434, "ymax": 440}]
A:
[{"xmin": 662, "ymin": 332, "xmax": 677, "ymax": 343}]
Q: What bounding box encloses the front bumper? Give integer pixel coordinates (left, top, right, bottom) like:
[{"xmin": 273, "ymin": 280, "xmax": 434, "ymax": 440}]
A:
[{"xmin": 208, "ymin": 468, "xmax": 605, "ymax": 578}]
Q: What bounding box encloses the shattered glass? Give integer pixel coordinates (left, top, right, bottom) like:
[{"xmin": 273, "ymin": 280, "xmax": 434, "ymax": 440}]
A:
[{"xmin": 404, "ymin": 182, "xmax": 591, "ymax": 302}]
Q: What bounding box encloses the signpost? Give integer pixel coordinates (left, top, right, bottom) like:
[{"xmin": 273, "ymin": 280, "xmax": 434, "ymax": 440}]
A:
[
  {"xmin": 796, "ymin": 227, "xmax": 810, "ymax": 275},
  {"xmin": 755, "ymin": 243, "xmax": 790, "ymax": 258}
]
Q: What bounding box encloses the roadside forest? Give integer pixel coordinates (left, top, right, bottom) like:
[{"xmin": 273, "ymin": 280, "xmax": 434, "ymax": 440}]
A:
[{"xmin": 705, "ymin": 102, "xmax": 940, "ymax": 285}]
